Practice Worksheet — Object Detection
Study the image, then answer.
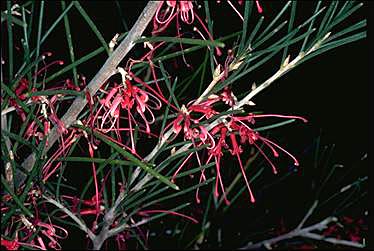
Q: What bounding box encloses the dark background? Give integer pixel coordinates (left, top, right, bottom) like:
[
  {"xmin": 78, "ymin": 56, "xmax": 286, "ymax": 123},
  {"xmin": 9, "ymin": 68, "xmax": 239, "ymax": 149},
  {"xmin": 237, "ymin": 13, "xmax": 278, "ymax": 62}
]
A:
[{"xmin": 1, "ymin": 0, "xmax": 371, "ymax": 249}]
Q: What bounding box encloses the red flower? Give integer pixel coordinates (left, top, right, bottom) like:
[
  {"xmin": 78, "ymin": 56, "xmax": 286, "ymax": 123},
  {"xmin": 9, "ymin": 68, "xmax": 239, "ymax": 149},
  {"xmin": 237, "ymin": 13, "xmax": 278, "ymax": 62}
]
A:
[
  {"xmin": 165, "ymin": 86, "xmax": 306, "ymax": 204},
  {"xmin": 1, "ymin": 238, "xmax": 20, "ymax": 250},
  {"xmin": 94, "ymin": 77, "xmax": 162, "ymax": 153}
]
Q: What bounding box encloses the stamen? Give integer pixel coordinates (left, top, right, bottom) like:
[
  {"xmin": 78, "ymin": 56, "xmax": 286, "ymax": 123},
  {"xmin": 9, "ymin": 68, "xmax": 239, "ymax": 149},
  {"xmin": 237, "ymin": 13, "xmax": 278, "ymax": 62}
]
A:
[
  {"xmin": 253, "ymin": 141, "xmax": 278, "ymax": 174},
  {"xmin": 250, "ymin": 113, "xmax": 308, "ymax": 123},
  {"xmin": 235, "ymin": 151, "xmax": 256, "ymax": 203},
  {"xmin": 172, "ymin": 152, "xmax": 194, "ymax": 182},
  {"xmin": 227, "ymin": 0, "xmax": 244, "ymax": 21},
  {"xmin": 138, "ymin": 209, "xmax": 198, "ymax": 224},
  {"xmin": 256, "ymin": 0, "xmax": 263, "ymax": 14},
  {"xmin": 194, "ymin": 14, "xmax": 222, "ymax": 56},
  {"xmin": 260, "ymin": 136, "xmax": 300, "ymax": 166},
  {"xmin": 155, "ymin": 2, "xmax": 176, "ymax": 24},
  {"xmin": 35, "ymin": 60, "xmax": 64, "ymax": 78},
  {"xmin": 193, "ymin": 27, "xmax": 218, "ymax": 65}
]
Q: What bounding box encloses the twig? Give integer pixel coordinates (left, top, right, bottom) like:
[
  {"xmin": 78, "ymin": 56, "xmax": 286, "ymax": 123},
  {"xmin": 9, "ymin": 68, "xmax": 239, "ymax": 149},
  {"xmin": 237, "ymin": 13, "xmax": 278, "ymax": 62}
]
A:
[
  {"xmin": 42, "ymin": 194, "xmax": 96, "ymax": 241},
  {"xmin": 239, "ymin": 185, "xmax": 366, "ymax": 250},
  {"xmin": 302, "ymin": 232, "xmax": 365, "ymax": 248},
  {"xmin": 239, "ymin": 215, "xmax": 364, "ymax": 249},
  {"xmin": 296, "ymin": 200, "xmax": 318, "ymax": 230},
  {"xmin": 1, "ymin": 99, "xmax": 33, "ymax": 115},
  {"xmin": 17, "ymin": 1, "xmax": 161, "ymax": 187}
]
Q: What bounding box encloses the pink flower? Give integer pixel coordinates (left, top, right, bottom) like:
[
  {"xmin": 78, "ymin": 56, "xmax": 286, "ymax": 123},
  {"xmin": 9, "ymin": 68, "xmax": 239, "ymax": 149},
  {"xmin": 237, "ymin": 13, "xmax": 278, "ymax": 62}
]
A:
[
  {"xmin": 1, "ymin": 238, "xmax": 20, "ymax": 250},
  {"xmin": 93, "ymin": 78, "xmax": 162, "ymax": 153}
]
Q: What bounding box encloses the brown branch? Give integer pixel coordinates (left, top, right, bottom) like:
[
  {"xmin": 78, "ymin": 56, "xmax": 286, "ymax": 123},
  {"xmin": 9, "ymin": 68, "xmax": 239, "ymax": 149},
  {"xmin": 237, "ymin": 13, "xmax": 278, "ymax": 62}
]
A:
[
  {"xmin": 239, "ymin": 200, "xmax": 365, "ymax": 250},
  {"xmin": 16, "ymin": 1, "xmax": 161, "ymax": 187}
]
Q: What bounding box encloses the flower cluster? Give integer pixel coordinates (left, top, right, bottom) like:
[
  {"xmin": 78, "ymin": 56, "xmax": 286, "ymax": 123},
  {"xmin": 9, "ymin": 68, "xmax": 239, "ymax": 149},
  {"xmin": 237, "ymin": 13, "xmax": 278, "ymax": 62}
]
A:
[{"xmin": 166, "ymin": 87, "xmax": 307, "ymax": 204}]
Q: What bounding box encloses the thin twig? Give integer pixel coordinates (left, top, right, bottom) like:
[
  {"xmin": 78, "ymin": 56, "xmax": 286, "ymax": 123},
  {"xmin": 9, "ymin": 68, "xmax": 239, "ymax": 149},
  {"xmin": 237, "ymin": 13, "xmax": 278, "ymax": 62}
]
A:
[
  {"xmin": 239, "ymin": 215, "xmax": 364, "ymax": 249},
  {"xmin": 302, "ymin": 232, "xmax": 365, "ymax": 248},
  {"xmin": 296, "ymin": 200, "xmax": 318, "ymax": 230},
  {"xmin": 42, "ymin": 194, "xmax": 96, "ymax": 241}
]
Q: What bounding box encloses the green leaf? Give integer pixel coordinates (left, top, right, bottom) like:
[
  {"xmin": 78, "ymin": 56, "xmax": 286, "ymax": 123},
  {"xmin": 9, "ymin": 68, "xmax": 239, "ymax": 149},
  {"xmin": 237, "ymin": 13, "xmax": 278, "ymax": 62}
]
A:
[
  {"xmin": 45, "ymin": 47, "xmax": 104, "ymax": 83},
  {"xmin": 254, "ymin": 119, "xmax": 297, "ymax": 132},
  {"xmin": 323, "ymin": 3, "xmax": 363, "ymax": 37},
  {"xmin": 79, "ymin": 126, "xmax": 180, "ymax": 191},
  {"xmin": 198, "ymin": 51, "xmax": 209, "ymax": 96},
  {"xmin": 177, "ymin": 56, "xmax": 204, "ymax": 97},
  {"xmin": 1, "ymin": 176, "xmax": 33, "ymax": 217},
  {"xmin": 238, "ymin": 0, "xmax": 254, "ymax": 54},
  {"xmin": 246, "ymin": 16, "xmax": 264, "ymax": 50},
  {"xmin": 30, "ymin": 89, "xmax": 84, "ymax": 97},
  {"xmin": 203, "ymin": 1, "xmax": 215, "ymax": 75},
  {"xmin": 115, "ymin": 0, "xmax": 129, "ymax": 31},
  {"xmin": 19, "ymin": 137, "xmax": 47, "ymax": 206},
  {"xmin": 326, "ymin": 20, "xmax": 366, "ymax": 42},
  {"xmin": 282, "ymin": 1, "xmax": 297, "ymax": 64},
  {"xmin": 59, "ymin": 156, "xmax": 134, "ymax": 166},
  {"xmin": 133, "ymin": 202, "xmax": 193, "ymax": 225},
  {"xmin": 73, "ymin": 1, "xmax": 110, "ymax": 54},
  {"xmin": 143, "ymin": 177, "xmax": 215, "ymax": 209},
  {"xmin": 160, "ymin": 77, "xmax": 178, "ymax": 134},
  {"xmin": 254, "ymin": 1, "xmax": 291, "ymax": 44},
  {"xmin": 300, "ymin": 31, "xmax": 366, "ymax": 65},
  {"xmin": 158, "ymin": 61, "xmax": 180, "ymax": 109},
  {"xmin": 173, "ymin": 162, "xmax": 215, "ymax": 179},
  {"xmin": 1, "ymin": 12, "xmax": 25, "ymax": 27},
  {"xmin": 7, "ymin": 1, "xmax": 14, "ymax": 79},
  {"xmin": 33, "ymin": 1, "xmax": 45, "ymax": 85},
  {"xmin": 252, "ymin": 20, "xmax": 288, "ymax": 50},
  {"xmin": 136, "ymin": 36, "xmax": 225, "ymax": 48},
  {"xmin": 21, "ymin": 6, "xmax": 32, "ymax": 83},
  {"xmin": 301, "ymin": 1, "xmax": 323, "ymax": 52},
  {"xmin": 2, "ymin": 129, "xmax": 38, "ymax": 151},
  {"xmin": 61, "ymin": 0, "xmax": 78, "ymax": 86},
  {"xmin": 1, "ymin": 82, "xmax": 30, "ymax": 114}
]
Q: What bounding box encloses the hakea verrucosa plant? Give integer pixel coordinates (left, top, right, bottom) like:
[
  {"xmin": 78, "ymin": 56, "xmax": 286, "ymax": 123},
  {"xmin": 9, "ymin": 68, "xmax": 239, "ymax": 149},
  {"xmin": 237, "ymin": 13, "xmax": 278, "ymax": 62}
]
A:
[{"xmin": 2, "ymin": 1, "xmax": 366, "ymax": 250}]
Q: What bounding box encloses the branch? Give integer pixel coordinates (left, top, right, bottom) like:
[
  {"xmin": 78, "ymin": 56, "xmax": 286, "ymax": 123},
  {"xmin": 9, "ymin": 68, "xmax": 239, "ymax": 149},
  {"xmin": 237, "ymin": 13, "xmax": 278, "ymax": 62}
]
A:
[
  {"xmin": 240, "ymin": 188, "xmax": 366, "ymax": 250},
  {"xmin": 92, "ymin": 191, "xmax": 126, "ymax": 250},
  {"xmin": 42, "ymin": 194, "xmax": 96, "ymax": 241},
  {"xmin": 239, "ymin": 214, "xmax": 365, "ymax": 250},
  {"xmin": 17, "ymin": 1, "xmax": 161, "ymax": 187},
  {"xmin": 296, "ymin": 200, "xmax": 318, "ymax": 230}
]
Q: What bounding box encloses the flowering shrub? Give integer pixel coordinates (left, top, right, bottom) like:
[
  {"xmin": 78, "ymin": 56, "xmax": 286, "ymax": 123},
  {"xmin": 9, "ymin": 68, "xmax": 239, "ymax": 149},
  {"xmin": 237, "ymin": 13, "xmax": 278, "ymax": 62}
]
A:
[{"xmin": 1, "ymin": 1, "xmax": 367, "ymax": 250}]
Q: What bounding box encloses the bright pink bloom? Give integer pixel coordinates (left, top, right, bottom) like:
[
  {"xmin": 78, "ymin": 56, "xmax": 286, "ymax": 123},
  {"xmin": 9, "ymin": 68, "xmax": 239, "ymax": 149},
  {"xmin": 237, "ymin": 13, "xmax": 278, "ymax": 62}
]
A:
[{"xmin": 94, "ymin": 78, "xmax": 162, "ymax": 153}]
